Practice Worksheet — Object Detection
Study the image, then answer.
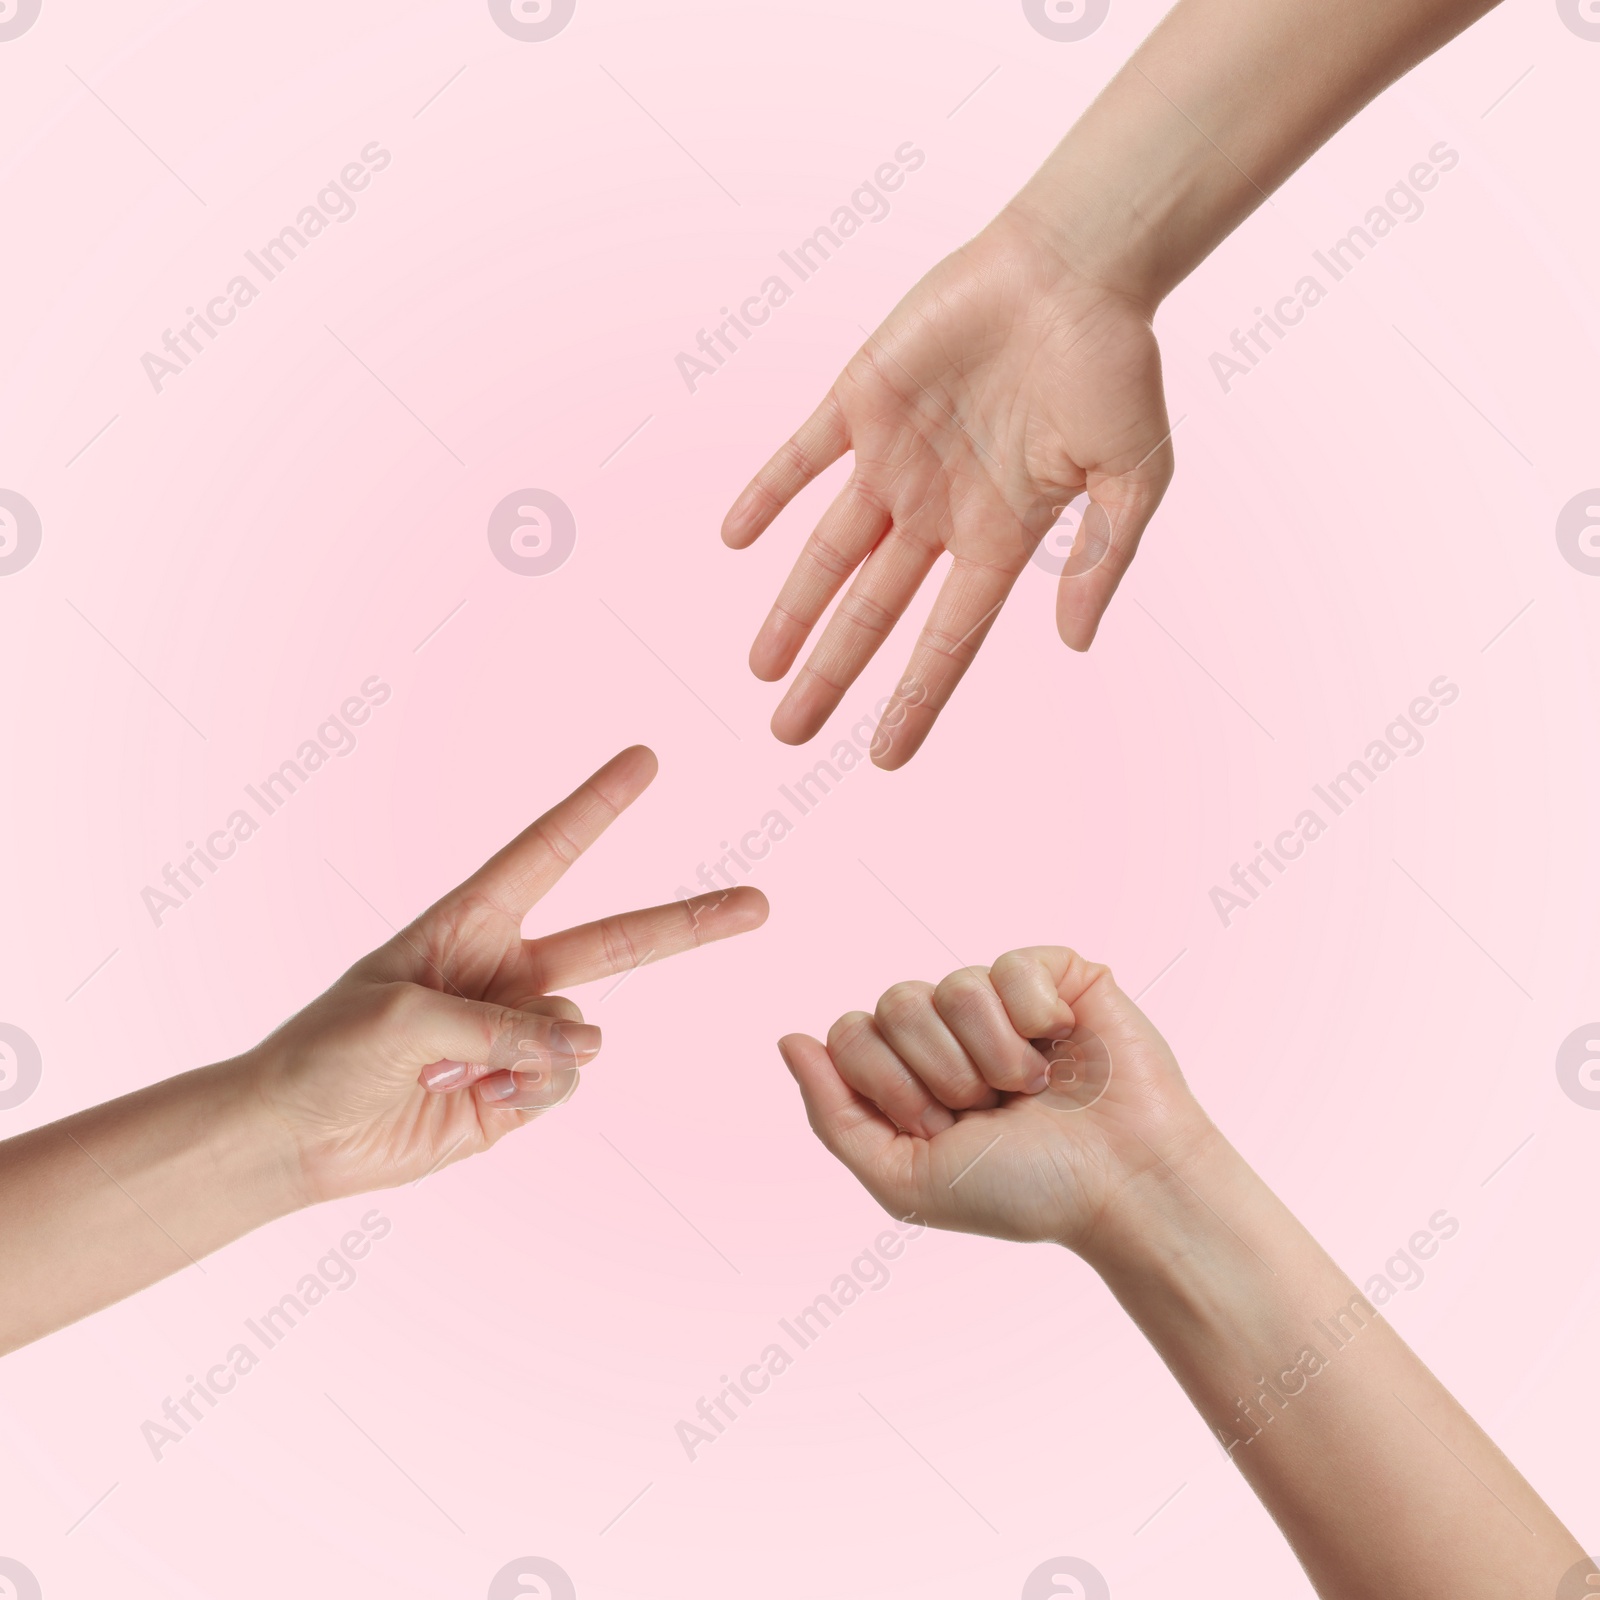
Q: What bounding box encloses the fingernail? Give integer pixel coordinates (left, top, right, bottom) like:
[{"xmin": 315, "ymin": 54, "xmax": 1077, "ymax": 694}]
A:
[
  {"xmin": 421, "ymin": 1060, "xmax": 468, "ymax": 1091},
  {"xmin": 551, "ymin": 1023, "xmax": 602, "ymax": 1057},
  {"xmin": 477, "ymin": 1076, "xmax": 517, "ymax": 1103},
  {"xmin": 920, "ymin": 1107, "xmax": 956, "ymax": 1138},
  {"xmin": 1025, "ymin": 1065, "xmax": 1050, "ymax": 1094},
  {"xmin": 776, "ymin": 1038, "xmax": 796, "ymax": 1071}
]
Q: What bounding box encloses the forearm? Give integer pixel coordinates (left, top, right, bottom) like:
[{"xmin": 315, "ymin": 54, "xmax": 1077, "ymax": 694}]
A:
[
  {"xmin": 0, "ymin": 1062, "xmax": 306, "ymax": 1353},
  {"xmin": 1085, "ymin": 1127, "xmax": 1582, "ymax": 1598},
  {"xmin": 1009, "ymin": 0, "xmax": 1502, "ymax": 305}
]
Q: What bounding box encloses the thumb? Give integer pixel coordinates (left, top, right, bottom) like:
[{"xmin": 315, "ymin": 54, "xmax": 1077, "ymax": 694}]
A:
[
  {"xmin": 778, "ymin": 1033, "xmax": 917, "ymax": 1212},
  {"xmin": 1054, "ymin": 462, "xmax": 1171, "ymax": 651}
]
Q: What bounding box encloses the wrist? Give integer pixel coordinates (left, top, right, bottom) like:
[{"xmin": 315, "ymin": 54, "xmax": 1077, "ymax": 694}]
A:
[
  {"xmin": 1000, "ymin": 66, "xmax": 1261, "ymax": 313},
  {"xmin": 1072, "ymin": 1111, "xmax": 1259, "ymax": 1282},
  {"xmin": 220, "ymin": 1053, "xmax": 319, "ymax": 1217},
  {"xmin": 994, "ymin": 192, "xmax": 1164, "ymax": 319}
]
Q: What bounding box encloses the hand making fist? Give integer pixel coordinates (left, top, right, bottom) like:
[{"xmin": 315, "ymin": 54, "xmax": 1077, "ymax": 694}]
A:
[{"xmin": 779, "ymin": 946, "xmax": 1211, "ymax": 1256}]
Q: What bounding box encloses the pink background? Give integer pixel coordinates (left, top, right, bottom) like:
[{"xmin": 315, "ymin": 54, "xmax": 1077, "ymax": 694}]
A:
[{"xmin": 2, "ymin": 1, "xmax": 1598, "ymax": 1594}]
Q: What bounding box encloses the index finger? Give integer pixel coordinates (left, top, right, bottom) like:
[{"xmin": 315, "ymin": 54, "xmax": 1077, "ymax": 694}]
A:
[
  {"xmin": 990, "ymin": 946, "xmax": 1115, "ymax": 1038},
  {"xmin": 722, "ymin": 393, "xmax": 850, "ymax": 550},
  {"xmin": 440, "ymin": 745, "xmax": 659, "ymax": 922}
]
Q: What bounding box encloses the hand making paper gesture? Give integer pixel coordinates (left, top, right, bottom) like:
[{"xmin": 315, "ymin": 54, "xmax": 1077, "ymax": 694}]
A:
[
  {"xmin": 725, "ymin": 0, "xmax": 1504, "ymax": 766},
  {"xmin": 723, "ymin": 214, "xmax": 1174, "ymax": 769}
]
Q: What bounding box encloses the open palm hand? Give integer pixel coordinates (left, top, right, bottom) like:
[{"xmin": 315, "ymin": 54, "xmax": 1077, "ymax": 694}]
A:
[{"xmin": 725, "ymin": 212, "xmax": 1175, "ymax": 768}]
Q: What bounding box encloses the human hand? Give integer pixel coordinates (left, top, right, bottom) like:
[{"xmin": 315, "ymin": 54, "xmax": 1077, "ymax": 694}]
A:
[
  {"xmin": 244, "ymin": 746, "xmax": 767, "ymax": 1203},
  {"xmin": 778, "ymin": 946, "xmax": 1213, "ymax": 1255},
  {"xmin": 723, "ymin": 210, "xmax": 1175, "ymax": 768}
]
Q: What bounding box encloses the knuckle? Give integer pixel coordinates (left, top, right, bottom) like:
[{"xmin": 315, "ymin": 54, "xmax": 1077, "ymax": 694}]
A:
[
  {"xmin": 827, "ymin": 1010, "xmax": 876, "ymax": 1055},
  {"xmin": 532, "ymin": 816, "xmax": 583, "ymax": 869},
  {"xmin": 983, "ymin": 1051, "xmax": 1031, "ymax": 1087},
  {"xmin": 933, "ymin": 965, "xmax": 990, "ymax": 1019},
  {"xmin": 794, "ymin": 657, "xmax": 848, "ymax": 696},
  {"xmin": 778, "ymin": 436, "xmax": 812, "ymax": 477},
  {"xmin": 805, "ymin": 536, "xmax": 857, "ymax": 582},
  {"xmin": 875, "ymin": 981, "xmax": 931, "ymax": 1032},
  {"xmin": 834, "ymin": 589, "xmax": 896, "ymax": 639},
  {"xmin": 372, "ymin": 982, "xmax": 421, "ymax": 1030},
  {"xmin": 769, "ymin": 597, "xmax": 809, "ymax": 631},
  {"xmin": 522, "ymin": 993, "xmax": 582, "ymax": 1024},
  {"xmin": 934, "ymin": 960, "xmax": 985, "ymax": 998},
  {"xmin": 1085, "ymin": 960, "xmax": 1116, "ymax": 996},
  {"xmin": 990, "ymin": 949, "xmax": 1027, "ymax": 982},
  {"xmin": 941, "ymin": 1077, "xmax": 992, "ymax": 1110},
  {"xmin": 597, "ymin": 913, "xmax": 643, "ymax": 973}
]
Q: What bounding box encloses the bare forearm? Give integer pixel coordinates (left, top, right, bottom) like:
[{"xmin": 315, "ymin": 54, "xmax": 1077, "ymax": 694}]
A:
[
  {"xmin": 1010, "ymin": 0, "xmax": 1502, "ymax": 304},
  {"xmin": 1086, "ymin": 1130, "xmax": 1582, "ymax": 1598},
  {"xmin": 0, "ymin": 1062, "xmax": 304, "ymax": 1353}
]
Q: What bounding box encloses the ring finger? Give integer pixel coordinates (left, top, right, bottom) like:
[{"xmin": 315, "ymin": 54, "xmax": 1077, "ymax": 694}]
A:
[{"xmin": 874, "ymin": 981, "xmax": 997, "ymax": 1111}]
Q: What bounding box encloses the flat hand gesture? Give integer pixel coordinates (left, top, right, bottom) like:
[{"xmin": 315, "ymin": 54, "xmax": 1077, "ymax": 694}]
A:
[
  {"xmin": 247, "ymin": 747, "xmax": 767, "ymax": 1202},
  {"xmin": 724, "ymin": 212, "xmax": 1174, "ymax": 768}
]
